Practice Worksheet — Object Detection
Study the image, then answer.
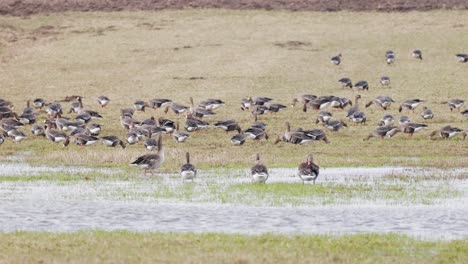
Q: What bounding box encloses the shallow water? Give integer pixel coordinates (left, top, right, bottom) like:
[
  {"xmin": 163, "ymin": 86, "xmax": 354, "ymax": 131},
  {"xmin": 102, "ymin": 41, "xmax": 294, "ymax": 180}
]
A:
[{"xmin": 1, "ymin": 164, "xmax": 467, "ymax": 240}]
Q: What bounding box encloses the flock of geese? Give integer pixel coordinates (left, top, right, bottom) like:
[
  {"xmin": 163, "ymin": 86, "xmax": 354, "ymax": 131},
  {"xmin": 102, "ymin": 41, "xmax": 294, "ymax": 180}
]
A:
[{"xmin": 0, "ymin": 50, "xmax": 467, "ymax": 184}]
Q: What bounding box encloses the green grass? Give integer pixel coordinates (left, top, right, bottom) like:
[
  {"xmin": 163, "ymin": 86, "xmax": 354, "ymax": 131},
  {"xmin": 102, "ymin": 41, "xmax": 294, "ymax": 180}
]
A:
[{"xmin": 0, "ymin": 231, "xmax": 466, "ymax": 263}]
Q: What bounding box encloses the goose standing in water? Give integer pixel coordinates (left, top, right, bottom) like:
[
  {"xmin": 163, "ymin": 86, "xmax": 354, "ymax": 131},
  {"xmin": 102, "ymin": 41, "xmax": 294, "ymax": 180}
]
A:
[
  {"xmin": 251, "ymin": 153, "xmax": 269, "ymax": 183},
  {"xmin": 420, "ymin": 107, "xmax": 434, "ymax": 120},
  {"xmin": 298, "ymin": 154, "xmax": 320, "ymax": 184},
  {"xmin": 412, "ymin": 50, "xmax": 423, "ymax": 60},
  {"xmin": 330, "ymin": 53, "xmax": 342, "ymax": 65},
  {"xmin": 180, "ymin": 152, "xmax": 197, "ymax": 181},
  {"xmin": 130, "ymin": 135, "xmax": 165, "ymax": 176}
]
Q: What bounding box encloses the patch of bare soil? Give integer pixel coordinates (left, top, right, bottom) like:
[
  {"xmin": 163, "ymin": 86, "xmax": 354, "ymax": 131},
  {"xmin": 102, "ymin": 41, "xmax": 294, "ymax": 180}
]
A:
[{"xmin": 1, "ymin": 0, "xmax": 468, "ymax": 16}]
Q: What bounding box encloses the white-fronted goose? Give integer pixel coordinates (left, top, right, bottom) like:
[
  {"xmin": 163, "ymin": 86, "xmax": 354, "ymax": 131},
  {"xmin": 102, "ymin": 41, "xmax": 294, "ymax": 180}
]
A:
[
  {"xmin": 0, "ymin": 133, "xmax": 4, "ymax": 146},
  {"xmin": 386, "ymin": 52, "xmax": 395, "ymax": 64},
  {"xmin": 275, "ymin": 122, "xmax": 315, "ymax": 145},
  {"xmin": 173, "ymin": 121, "xmax": 190, "ymax": 143},
  {"xmin": 303, "ymin": 96, "xmax": 332, "ymax": 112},
  {"xmin": 126, "ymin": 131, "xmax": 140, "ymax": 145},
  {"xmin": 133, "ymin": 100, "xmax": 146, "ymax": 112},
  {"xmin": 399, "ymin": 99, "xmax": 424, "ymax": 113},
  {"xmin": 102, "ymin": 135, "xmax": 126, "ymax": 149},
  {"xmin": 354, "ymin": 81, "xmax": 369, "ymax": 91},
  {"xmin": 180, "ymin": 152, "xmax": 197, "ymax": 181},
  {"xmin": 165, "ymin": 102, "xmax": 190, "ymax": 115},
  {"xmin": 398, "ymin": 116, "xmax": 411, "ymax": 125},
  {"xmin": 420, "ymin": 107, "xmax": 434, "ymax": 120},
  {"xmin": 330, "ymin": 53, "xmax": 341, "ymax": 65},
  {"xmin": 71, "ymin": 133, "xmax": 100, "ymax": 147},
  {"xmin": 130, "ymin": 135, "xmax": 165, "ymax": 175},
  {"xmin": 365, "ymin": 96, "xmax": 394, "ymax": 110},
  {"xmin": 8, "ymin": 129, "xmax": 27, "ymax": 143},
  {"xmin": 462, "ymin": 109, "xmax": 468, "ymax": 117},
  {"xmin": 184, "ymin": 113, "xmax": 209, "ymax": 132},
  {"xmin": 412, "ymin": 50, "xmax": 423, "ymax": 60},
  {"xmin": 199, "ymin": 99, "xmax": 224, "ymax": 110},
  {"xmin": 315, "ymin": 111, "xmax": 332, "ymax": 124},
  {"xmin": 31, "ymin": 125, "xmax": 45, "ymax": 136},
  {"xmin": 338, "ymin": 78, "xmax": 352, "ymax": 89},
  {"xmin": 429, "ymin": 126, "xmax": 463, "ymax": 140},
  {"xmin": 158, "ymin": 118, "xmax": 176, "ymax": 133},
  {"xmin": 401, "ymin": 123, "xmax": 428, "ymax": 138},
  {"xmin": 298, "ymin": 154, "xmax": 319, "ymax": 184},
  {"xmin": 380, "ymin": 76, "xmax": 390, "ymax": 86},
  {"xmin": 268, "ymin": 103, "xmax": 287, "ymax": 113},
  {"xmin": 291, "ymin": 94, "xmax": 317, "ymax": 107},
  {"xmin": 97, "ymin": 96, "xmax": 110, "ymax": 108},
  {"xmin": 45, "ymin": 102, "xmax": 62, "ymax": 118},
  {"xmin": 244, "ymin": 126, "xmax": 268, "ymax": 142},
  {"xmin": 455, "ymin": 54, "xmax": 468, "ymax": 63},
  {"xmin": 445, "ymin": 99, "xmax": 464, "ymax": 112},
  {"xmin": 323, "ymin": 120, "xmax": 347, "ymax": 132},
  {"xmin": 148, "ymin": 98, "xmax": 172, "ymax": 110},
  {"xmin": 44, "ymin": 124, "xmax": 69, "ymax": 146},
  {"xmin": 379, "ymin": 114, "xmax": 395, "ymax": 126},
  {"xmin": 230, "ymin": 133, "xmax": 245, "ymax": 146},
  {"xmin": 190, "ymin": 97, "xmax": 216, "ymax": 118},
  {"xmin": 76, "ymin": 97, "xmax": 103, "ymax": 119},
  {"xmin": 215, "ymin": 120, "xmax": 241, "ymax": 133},
  {"xmin": 364, "ymin": 126, "xmax": 401, "ymax": 141},
  {"xmin": 33, "ymin": 98, "xmax": 46, "ymax": 109},
  {"xmin": 346, "ymin": 95, "xmax": 362, "ymax": 118},
  {"xmin": 144, "ymin": 131, "xmax": 158, "ymax": 151},
  {"xmin": 87, "ymin": 124, "xmax": 102, "ymax": 136},
  {"xmin": 121, "ymin": 108, "xmax": 135, "ymax": 118},
  {"xmin": 251, "ymin": 153, "xmax": 269, "ymax": 183}
]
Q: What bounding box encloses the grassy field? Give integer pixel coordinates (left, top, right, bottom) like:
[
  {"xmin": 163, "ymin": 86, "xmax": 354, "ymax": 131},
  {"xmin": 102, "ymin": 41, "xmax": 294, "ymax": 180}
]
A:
[
  {"xmin": 0, "ymin": 10, "xmax": 467, "ymax": 171},
  {"xmin": 0, "ymin": 231, "xmax": 466, "ymax": 263}
]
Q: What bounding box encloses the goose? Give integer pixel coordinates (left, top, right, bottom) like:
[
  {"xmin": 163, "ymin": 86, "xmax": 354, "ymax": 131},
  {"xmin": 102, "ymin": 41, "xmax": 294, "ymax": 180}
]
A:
[
  {"xmin": 315, "ymin": 111, "xmax": 332, "ymax": 124},
  {"xmin": 298, "ymin": 155, "xmax": 320, "ymax": 184},
  {"xmin": 462, "ymin": 109, "xmax": 468, "ymax": 117},
  {"xmin": 251, "ymin": 153, "xmax": 269, "ymax": 183},
  {"xmin": 429, "ymin": 126, "xmax": 463, "ymax": 140},
  {"xmin": 240, "ymin": 97, "xmax": 253, "ymax": 111},
  {"xmin": 251, "ymin": 105, "xmax": 269, "ymax": 116},
  {"xmin": 274, "ymin": 122, "xmax": 316, "ymax": 145},
  {"xmin": 130, "ymin": 135, "xmax": 165, "ymax": 175},
  {"xmin": 399, "ymin": 99, "xmax": 425, "ymax": 113},
  {"xmin": 291, "ymin": 94, "xmax": 317, "ymax": 107},
  {"xmin": 8, "ymin": 129, "xmax": 27, "ymax": 143},
  {"xmin": 45, "ymin": 102, "xmax": 63, "ymax": 118},
  {"xmin": 386, "ymin": 52, "xmax": 395, "ymax": 64},
  {"xmin": 323, "ymin": 120, "xmax": 347, "ymax": 132},
  {"xmin": 198, "ymin": 99, "xmax": 224, "ymax": 110},
  {"xmin": 165, "ymin": 102, "xmax": 190, "ymax": 115},
  {"xmin": 157, "ymin": 118, "xmax": 175, "ymax": 133},
  {"xmin": 76, "ymin": 97, "xmax": 103, "ymax": 119},
  {"xmin": 190, "ymin": 97, "xmax": 216, "ymax": 118},
  {"xmin": 144, "ymin": 131, "xmax": 159, "ymax": 151},
  {"xmin": 0, "ymin": 118, "xmax": 23, "ymax": 131},
  {"xmin": 214, "ymin": 120, "xmax": 241, "ymax": 133},
  {"xmin": 125, "ymin": 131, "xmax": 140, "ymax": 145},
  {"xmin": 420, "ymin": 107, "xmax": 434, "ymax": 120},
  {"xmin": 173, "ymin": 121, "xmax": 190, "ymax": 142},
  {"xmin": 365, "ymin": 96, "xmax": 394, "ymax": 110},
  {"xmin": 184, "ymin": 113, "xmax": 209, "ymax": 132},
  {"xmin": 62, "ymin": 95, "xmax": 82, "ymax": 102},
  {"xmin": 412, "ymin": 50, "xmax": 423, "ymax": 60},
  {"xmin": 22, "ymin": 100, "xmax": 34, "ymax": 115},
  {"xmin": 268, "ymin": 103, "xmax": 287, "ymax": 113},
  {"xmin": 121, "ymin": 108, "xmax": 135, "ymax": 118},
  {"xmin": 148, "ymin": 98, "xmax": 172, "ymax": 110},
  {"xmin": 386, "ymin": 50, "xmax": 394, "ymax": 56},
  {"xmin": 252, "ymin": 113, "xmax": 267, "ymax": 130},
  {"xmin": 31, "ymin": 125, "xmax": 45, "ymax": 136},
  {"xmin": 70, "ymin": 127, "xmax": 88, "ymax": 136},
  {"xmin": 97, "ymin": 96, "xmax": 110, "ymax": 108},
  {"xmin": 354, "ymin": 80, "xmax": 369, "ymax": 91},
  {"xmin": 455, "ymin": 54, "xmax": 468, "ymax": 63},
  {"xmin": 0, "ymin": 106, "xmax": 15, "ymax": 120},
  {"xmin": 338, "ymin": 77, "xmax": 352, "ymax": 89},
  {"xmin": 337, "ymin": 97, "xmax": 352, "ymax": 109},
  {"xmin": 101, "ymin": 135, "xmax": 126, "ymax": 149},
  {"xmin": 398, "ymin": 116, "xmax": 411, "ymax": 125},
  {"xmin": 230, "ymin": 133, "xmax": 246, "ymax": 146},
  {"xmin": 378, "ymin": 114, "xmax": 395, "ymax": 126},
  {"xmin": 44, "ymin": 124, "xmax": 69, "ymax": 146},
  {"xmin": 330, "ymin": 53, "xmax": 341, "ymax": 65},
  {"xmin": 444, "ymin": 99, "xmax": 464, "ymax": 112},
  {"xmin": 19, "ymin": 112, "xmax": 35, "ymax": 125},
  {"xmin": 68, "ymin": 101, "xmax": 81, "ymax": 114},
  {"xmin": 364, "ymin": 126, "xmax": 401, "ymax": 141},
  {"xmin": 55, "ymin": 117, "xmax": 85, "ymax": 131},
  {"xmin": 0, "ymin": 99, "xmax": 13, "ymax": 107},
  {"xmin": 244, "ymin": 126, "xmax": 268, "ymax": 142},
  {"xmin": 380, "ymin": 76, "xmax": 391, "ymax": 86},
  {"xmin": 71, "ymin": 133, "xmax": 100, "ymax": 147},
  {"xmin": 141, "ymin": 116, "xmax": 158, "ymax": 127},
  {"xmin": 33, "ymin": 98, "xmax": 46, "ymax": 109},
  {"xmin": 0, "ymin": 133, "xmax": 4, "ymax": 146},
  {"xmin": 401, "ymin": 123, "xmax": 428, "ymax": 138},
  {"xmin": 346, "ymin": 95, "xmax": 362, "ymax": 118},
  {"xmin": 249, "ymin": 96, "xmax": 273, "ymax": 106},
  {"xmin": 302, "ymin": 129, "xmax": 330, "ymax": 143},
  {"xmin": 86, "ymin": 124, "xmax": 102, "ymax": 136},
  {"xmin": 133, "ymin": 100, "xmax": 146, "ymax": 112},
  {"xmin": 303, "ymin": 96, "xmax": 332, "ymax": 112},
  {"xmin": 180, "ymin": 152, "xmax": 197, "ymax": 181},
  {"xmin": 120, "ymin": 116, "xmax": 139, "ymax": 130},
  {"xmin": 350, "ymin": 111, "xmax": 367, "ymax": 125}
]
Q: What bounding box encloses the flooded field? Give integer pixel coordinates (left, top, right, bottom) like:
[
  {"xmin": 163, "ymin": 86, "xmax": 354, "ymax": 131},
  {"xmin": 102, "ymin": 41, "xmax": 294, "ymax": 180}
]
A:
[{"xmin": 1, "ymin": 163, "xmax": 467, "ymax": 240}]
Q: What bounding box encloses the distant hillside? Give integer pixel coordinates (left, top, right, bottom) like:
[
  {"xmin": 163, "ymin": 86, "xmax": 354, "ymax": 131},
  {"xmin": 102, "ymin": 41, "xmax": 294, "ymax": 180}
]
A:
[{"xmin": 1, "ymin": 0, "xmax": 468, "ymax": 16}]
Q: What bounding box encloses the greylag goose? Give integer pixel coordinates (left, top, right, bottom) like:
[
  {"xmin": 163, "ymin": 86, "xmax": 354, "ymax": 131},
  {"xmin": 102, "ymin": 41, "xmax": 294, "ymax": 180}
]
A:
[
  {"xmin": 130, "ymin": 135, "xmax": 165, "ymax": 175},
  {"xmin": 420, "ymin": 107, "xmax": 434, "ymax": 120},
  {"xmin": 101, "ymin": 135, "xmax": 126, "ymax": 148},
  {"xmin": 401, "ymin": 123, "xmax": 428, "ymax": 138},
  {"xmin": 365, "ymin": 96, "xmax": 394, "ymax": 110},
  {"xmin": 399, "ymin": 99, "xmax": 424, "ymax": 113},
  {"xmin": 412, "ymin": 50, "xmax": 423, "ymax": 60},
  {"xmin": 298, "ymin": 154, "xmax": 319, "ymax": 184},
  {"xmin": 97, "ymin": 96, "xmax": 110, "ymax": 108},
  {"xmin": 251, "ymin": 153, "xmax": 269, "ymax": 183},
  {"xmin": 215, "ymin": 120, "xmax": 241, "ymax": 133},
  {"xmin": 180, "ymin": 152, "xmax": 197, "ymax": 181},
  {"xmin": 378, "ymin": 114, "xmax": 395, "ymax": 126},
  {"xmin": 364, "ymin": 126, "xmax": 401, "ymax": 141},
  {"xmin": 330, "ymin": 53, "xmax": 341, "ymax": 65},
  {"xmin": 338, "ymin": 78, "xmax": 352, "ymax": 89}
]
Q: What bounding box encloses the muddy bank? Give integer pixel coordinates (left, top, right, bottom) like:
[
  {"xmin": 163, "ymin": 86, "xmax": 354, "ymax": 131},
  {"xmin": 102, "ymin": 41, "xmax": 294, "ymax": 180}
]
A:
[{"xmin": 1, "ymin": 0, "xmax": 468, "ymax": 16}]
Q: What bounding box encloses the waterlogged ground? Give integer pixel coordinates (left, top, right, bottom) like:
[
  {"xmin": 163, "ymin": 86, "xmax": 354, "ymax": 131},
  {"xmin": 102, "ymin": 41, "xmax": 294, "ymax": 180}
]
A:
[{"xmin": 1, "ymin": 163, "xmax": 467, "ymax": 240}]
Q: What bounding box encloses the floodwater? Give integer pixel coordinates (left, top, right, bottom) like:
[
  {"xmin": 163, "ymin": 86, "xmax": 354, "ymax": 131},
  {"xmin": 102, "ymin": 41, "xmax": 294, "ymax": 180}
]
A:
[{"xmin": 1, "ymin": 163, "xmax": 467, "ymax": 240}]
